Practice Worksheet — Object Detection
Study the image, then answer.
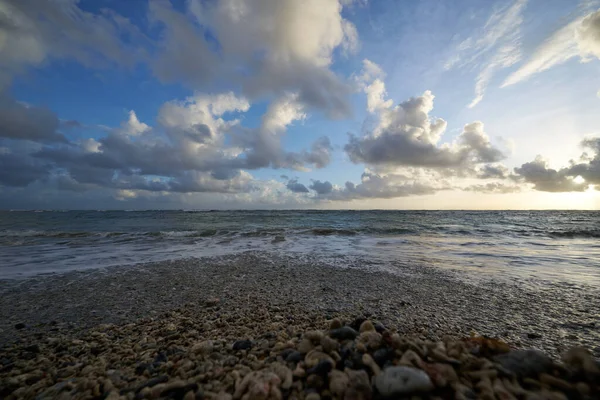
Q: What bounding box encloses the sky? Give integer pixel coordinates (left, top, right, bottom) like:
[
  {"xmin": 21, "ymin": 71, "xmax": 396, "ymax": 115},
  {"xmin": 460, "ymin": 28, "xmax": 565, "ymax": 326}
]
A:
[{"xmin": 1, "ymin": 0, "xmax": 600, "ymax": 210}]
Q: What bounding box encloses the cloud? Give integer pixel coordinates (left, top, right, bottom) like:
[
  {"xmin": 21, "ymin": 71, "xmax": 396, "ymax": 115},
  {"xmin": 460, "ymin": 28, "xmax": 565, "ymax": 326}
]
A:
[
  {"xmin": 444, "ymin": 0, "xmax": 528, "ymax": 107},
  {"xmin": 344, "ymin": 85, "xmax": 505, "ymax": 168},
  {"xmin": 0, "ymin": 94, "xmax": 67, "ymax": 143},
  {"xmin": 0, "ymin": 152, "xmax": 50, "ymax": 187},
  {"xmin": 463, "ymin": 182, "xmax": 521, "ymax": 194},
  {"xmin": 309, "ymin": 180, "xmax": 334, "ymax": 195},
  {"xmin": 286, "ymin": 179, "xmax": 310, "ymax": 193},
  {"xmin": 0, "ymin": 0, "xmax": 144, "ymax": 88},
  {"xmin": 509, "ymin": 136, "xmax": 600, "ymax": 193},
  {"xmin": 148, "ymin": 0, "xmax": 217, "ymax": 87},
  {"xmin": 1, "ymin": 0, "xmax": 357, "ymax": 118},
  {"xmin": 155, "ymin": 0, "xmax": 359, "ymax": 117},
  {"xmin": 321, "ymin": 171, "xmax": 447, "ymax": 200},
  {"xmin": 233, "ymin": 93, "xmax": 333, "ymax": 170},
  {"xmin": 2, "ymin": 90, "xmax": 331, "ymax": 196},
  {"xmin": 476, "ymin": 164, "xmax": 510, "ymax": 179},
  {"xmin": 503, "ymin": 9, "xmax": 600, "ymax": 87},
  {"xmin": 514, "ymin": 156, "xmax": 589, "ymax": 192}
]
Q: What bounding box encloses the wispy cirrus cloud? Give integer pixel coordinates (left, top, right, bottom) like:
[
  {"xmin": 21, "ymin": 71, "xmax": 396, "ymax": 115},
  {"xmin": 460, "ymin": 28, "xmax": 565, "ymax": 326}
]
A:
[
  {"xmin": 444, "ymin": 0, "xmax": 528, "ymax": 108},
  {"xmin": 502, "ymin": 8, "xmax": 600, "ymax": 87}
]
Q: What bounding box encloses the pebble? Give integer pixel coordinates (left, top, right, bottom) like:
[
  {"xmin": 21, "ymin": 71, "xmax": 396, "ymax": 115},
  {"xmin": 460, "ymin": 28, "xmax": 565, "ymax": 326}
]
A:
[
  {"xmin": 494, "ymin": 350, "xmax": 553, "ymax": 378},
  {"xmin": 1, "ymin": 305, "xmax": 599, "ymax": 400},
  {"xmin": 232, "ymin": 340, "xmax": 252, "ymax": 351},
  {"xmin": 359, "ymin": 320, "xmax": 375, "ymax": 333},
  {"xmin": 285, "ymin": 350, "xmax": 303, "ymax": 363},
  {"xmin": 329, "ymin": 326, "xmax": 358, "ymax": 341},
  {"xmin": 374, "ymin": 366, "xmax": 434, "ymax": 396}
]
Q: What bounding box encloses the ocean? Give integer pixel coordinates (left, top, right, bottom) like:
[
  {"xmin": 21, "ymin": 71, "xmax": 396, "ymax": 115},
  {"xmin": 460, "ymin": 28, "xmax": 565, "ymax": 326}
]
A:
[{"xmin": 1, "ymin": 210, "xmax": 599, "ymax": 285}]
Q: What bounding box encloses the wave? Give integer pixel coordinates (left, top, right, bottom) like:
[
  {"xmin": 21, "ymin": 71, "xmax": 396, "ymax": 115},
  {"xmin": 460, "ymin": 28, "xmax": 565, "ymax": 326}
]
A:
[
  {"xmin": 548, "ymin": 230, "xmax": 600, "ymax": 239},
  {"xmin": 310, "ymin": 228, "xmax": 358, "ymax": 236}
]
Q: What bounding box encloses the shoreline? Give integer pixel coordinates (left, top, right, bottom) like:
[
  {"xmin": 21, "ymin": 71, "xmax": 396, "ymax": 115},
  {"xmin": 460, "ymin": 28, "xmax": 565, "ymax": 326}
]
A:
[{"xmin": 1, "ymin": 252, "xmax": 598, "ymax": 357}]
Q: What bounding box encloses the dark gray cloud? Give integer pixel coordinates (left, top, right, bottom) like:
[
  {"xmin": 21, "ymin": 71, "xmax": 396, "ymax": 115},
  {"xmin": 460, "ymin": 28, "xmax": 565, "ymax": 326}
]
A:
[
  {"xmin": 286, "ymin": 179, "xmax": 310, "ymax": 193},
  {"xmin": 566, "ymin": 137, "xmax": 600, "ymax": 185},
  {"xmin": 0, "ymin": 152, "xmax": 50, "ymax": 187},
  {"xmin": 477, "ymin": 164, "xmax": 510, "ymax": 179},
  {"xmin": 514, "ymin": 156, "xmax": 588, "ymax": 192},
  {"xmin": 309, "ymin": 180, "xmax": 333, "ymax": 195},
  {"xmin": 1, "ymin": 91, "xmax": 331, "ymax": 198},
  {"xmin": 344, "ymin": 92, "xmax": 505, "ymax": 169},
  {"xmin": 0, "ymin": 95, "xmax": 67, "ymax": 143},
  {"xmin": 315, "ymin": 171, "xmax": 447, "ymax": 201}
]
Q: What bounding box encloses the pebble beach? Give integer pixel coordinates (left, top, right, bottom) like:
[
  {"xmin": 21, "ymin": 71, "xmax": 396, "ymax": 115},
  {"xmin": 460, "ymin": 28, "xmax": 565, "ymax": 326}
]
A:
[{"xmin": 1, "ymin": 252, "xmax": 599, "ymax": 399}]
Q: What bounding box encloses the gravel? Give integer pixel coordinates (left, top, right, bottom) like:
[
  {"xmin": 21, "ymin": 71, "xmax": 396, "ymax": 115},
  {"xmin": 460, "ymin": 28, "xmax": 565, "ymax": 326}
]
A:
[{"xmin": 1, "ymin": 252, "xmax": 599, "ymax": 357}]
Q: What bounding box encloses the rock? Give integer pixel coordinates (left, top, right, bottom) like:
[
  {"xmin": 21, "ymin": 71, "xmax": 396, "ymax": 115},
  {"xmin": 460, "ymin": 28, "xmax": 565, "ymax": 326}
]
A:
[
  {"xmin": 320, "ymin": 336, "xmax": 339, "ymax": 354},
  {"xmin": 374, "ymin": 322, "xmax": 387, "ymax": 333},
  {"xmin": 328, "ymin": 370, "xmax": 349, "ymax": 397},
  {"xmin": 359, "ymin": 320, "xmax": 375, "ymax": 333},
  {"xmin": 204, "ymin": 298, "xmax": 220, "ymax": 307},
  {"xmin": 192, "ymin": 340, "xmax": 214, "ymax": 355},
  {"xmin": 350, "ymin": 317, "xmax": 367, "ymax": 332},
  {"xmin": 306, "ymin": 360, "xmax": 333, "ymax": 377},
  {"xmin": 362, "ymin": 353, "xmax": 381, "ymax": 376},
  {"xmin": 421, "ymin": 363, "xmax": 458, "ymax": 387},
  {"xmin": 298, "ymin": 338, "xmax": 314, "ymax": 354},
  {"xmin": 373, "ymin": 366, "xmax": 434, "ymax": 396},
  {"xmin": 329, "ymin": 319, "xmax": 342, "ymax": 330},
  {"xmin": 14, "ymin": 323, "xmax": 25, "ymax": 330},
  {"xmin": 372, "ymin": 348, "xmax": 395, "ymax": 367},
  {"xmin": 232, "ymin": 340, "xmax": 252, "ymax": 351},
  {"xmin": 527, "ymin": 332, "xmax": 542, "ymax": 339},
  {"xmin": 359, "ymin": 331, "xmax": 382, "ymax": 349},
  {"xmin": 285, "ymin": 351, "xmax": 303, "ymax": 363},
  {"xmin": 232, "ymin": 370, "xmax": 281, "ymax": 399},
  {"xmin": 270, "ymin": 362, "xmax": 293, "ymax": 389},
  {"xmin": 330, "ymin": 326, "xmax": 358, "ymax": 341},
  {"xmin": 24, "ymin": 344, "xmax": 40, "ymax": 353},
  {"xmin": 494, "ymin": 350, "xmax": 553, "ymax": 378},
  {"xmin": 344, "ymin": 368, "xmax": 372, "ymax": 400},
  {"xmin": 304, "ymin": 331, "xmax": 324, "ymax": 343},
  {"xmin": 562, "ymin": 347, "xmax": 600, "ymax": 381},
  {"xmin": 305, "ymin": 350, "xmax": 334, "ymax": 368},
  {"xmin": 305, "ymin": 393, "xmax": 320, "ymax": 400}
]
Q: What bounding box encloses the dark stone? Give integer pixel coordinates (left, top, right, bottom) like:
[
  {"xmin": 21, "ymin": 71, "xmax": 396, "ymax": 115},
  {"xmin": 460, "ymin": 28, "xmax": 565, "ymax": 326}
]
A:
[
  {"xmin": 280, "ymin": 348, "xmax": 295, "ymax": 359},
  {"xmin": 372, "ymin": 347, "xmax": 395, "ymax": 367},
  {"xmin": 307, "ymin": 360, "xmax": 333, "ymax": 377},
  {"xmin": 134, "ymin": 363, "xmax": 146, "ymax": 375},
  {"xmin": 349, "ymin": 317, "xmax": 367, "ymax": 331},
  {"xmin": 233, "ymin": 339, "xmax": 252, "ymax": 351},
  {"xmin": 154, "ymin": 352, "xmax": 168, "ymax": 364},
  {"xmin": 330, "ymin": 326, "xmax": 358, "ymax": 341},
  {"xmin": 527, "ymin": 332, "xmax": 542, "ymax": 339},
  {"xmin": 24, "ymin": 344, "xmax": 40, "ymax": 353},
  {"xmin": 25, "ymin": 374, "xmax": 43, "ymax": 385},
  {"xmin": 14, "ymin": 323, "xmax": 25, "ymax": 330},
  {"xmin": 161, "ymin": 383, "xmax": 199, "ymax": 400},
  {"xmin": 166, "ymin": 347, "xmax": 185, "ymax": 356},
  {"xmin": 493, "ymin": 350, "xmax": 553, "ymax": 378},
  {"xmin": 285, "ymin": 351, "xmax": 303, "ymax": 363},
  {"xmin": 90, "ymin": 347, "xmax": 102, "ymax": 356},
  {"xmin": 306, "ymin": 374, "xmax": 325, "ymax": 389},
  {"xmin": 132, "ymin": 375, "xmax": 169, "ymax": 393},
  {"xmin": 374, "ymin": 322, "xmax": 387, "ymax": 333}
]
